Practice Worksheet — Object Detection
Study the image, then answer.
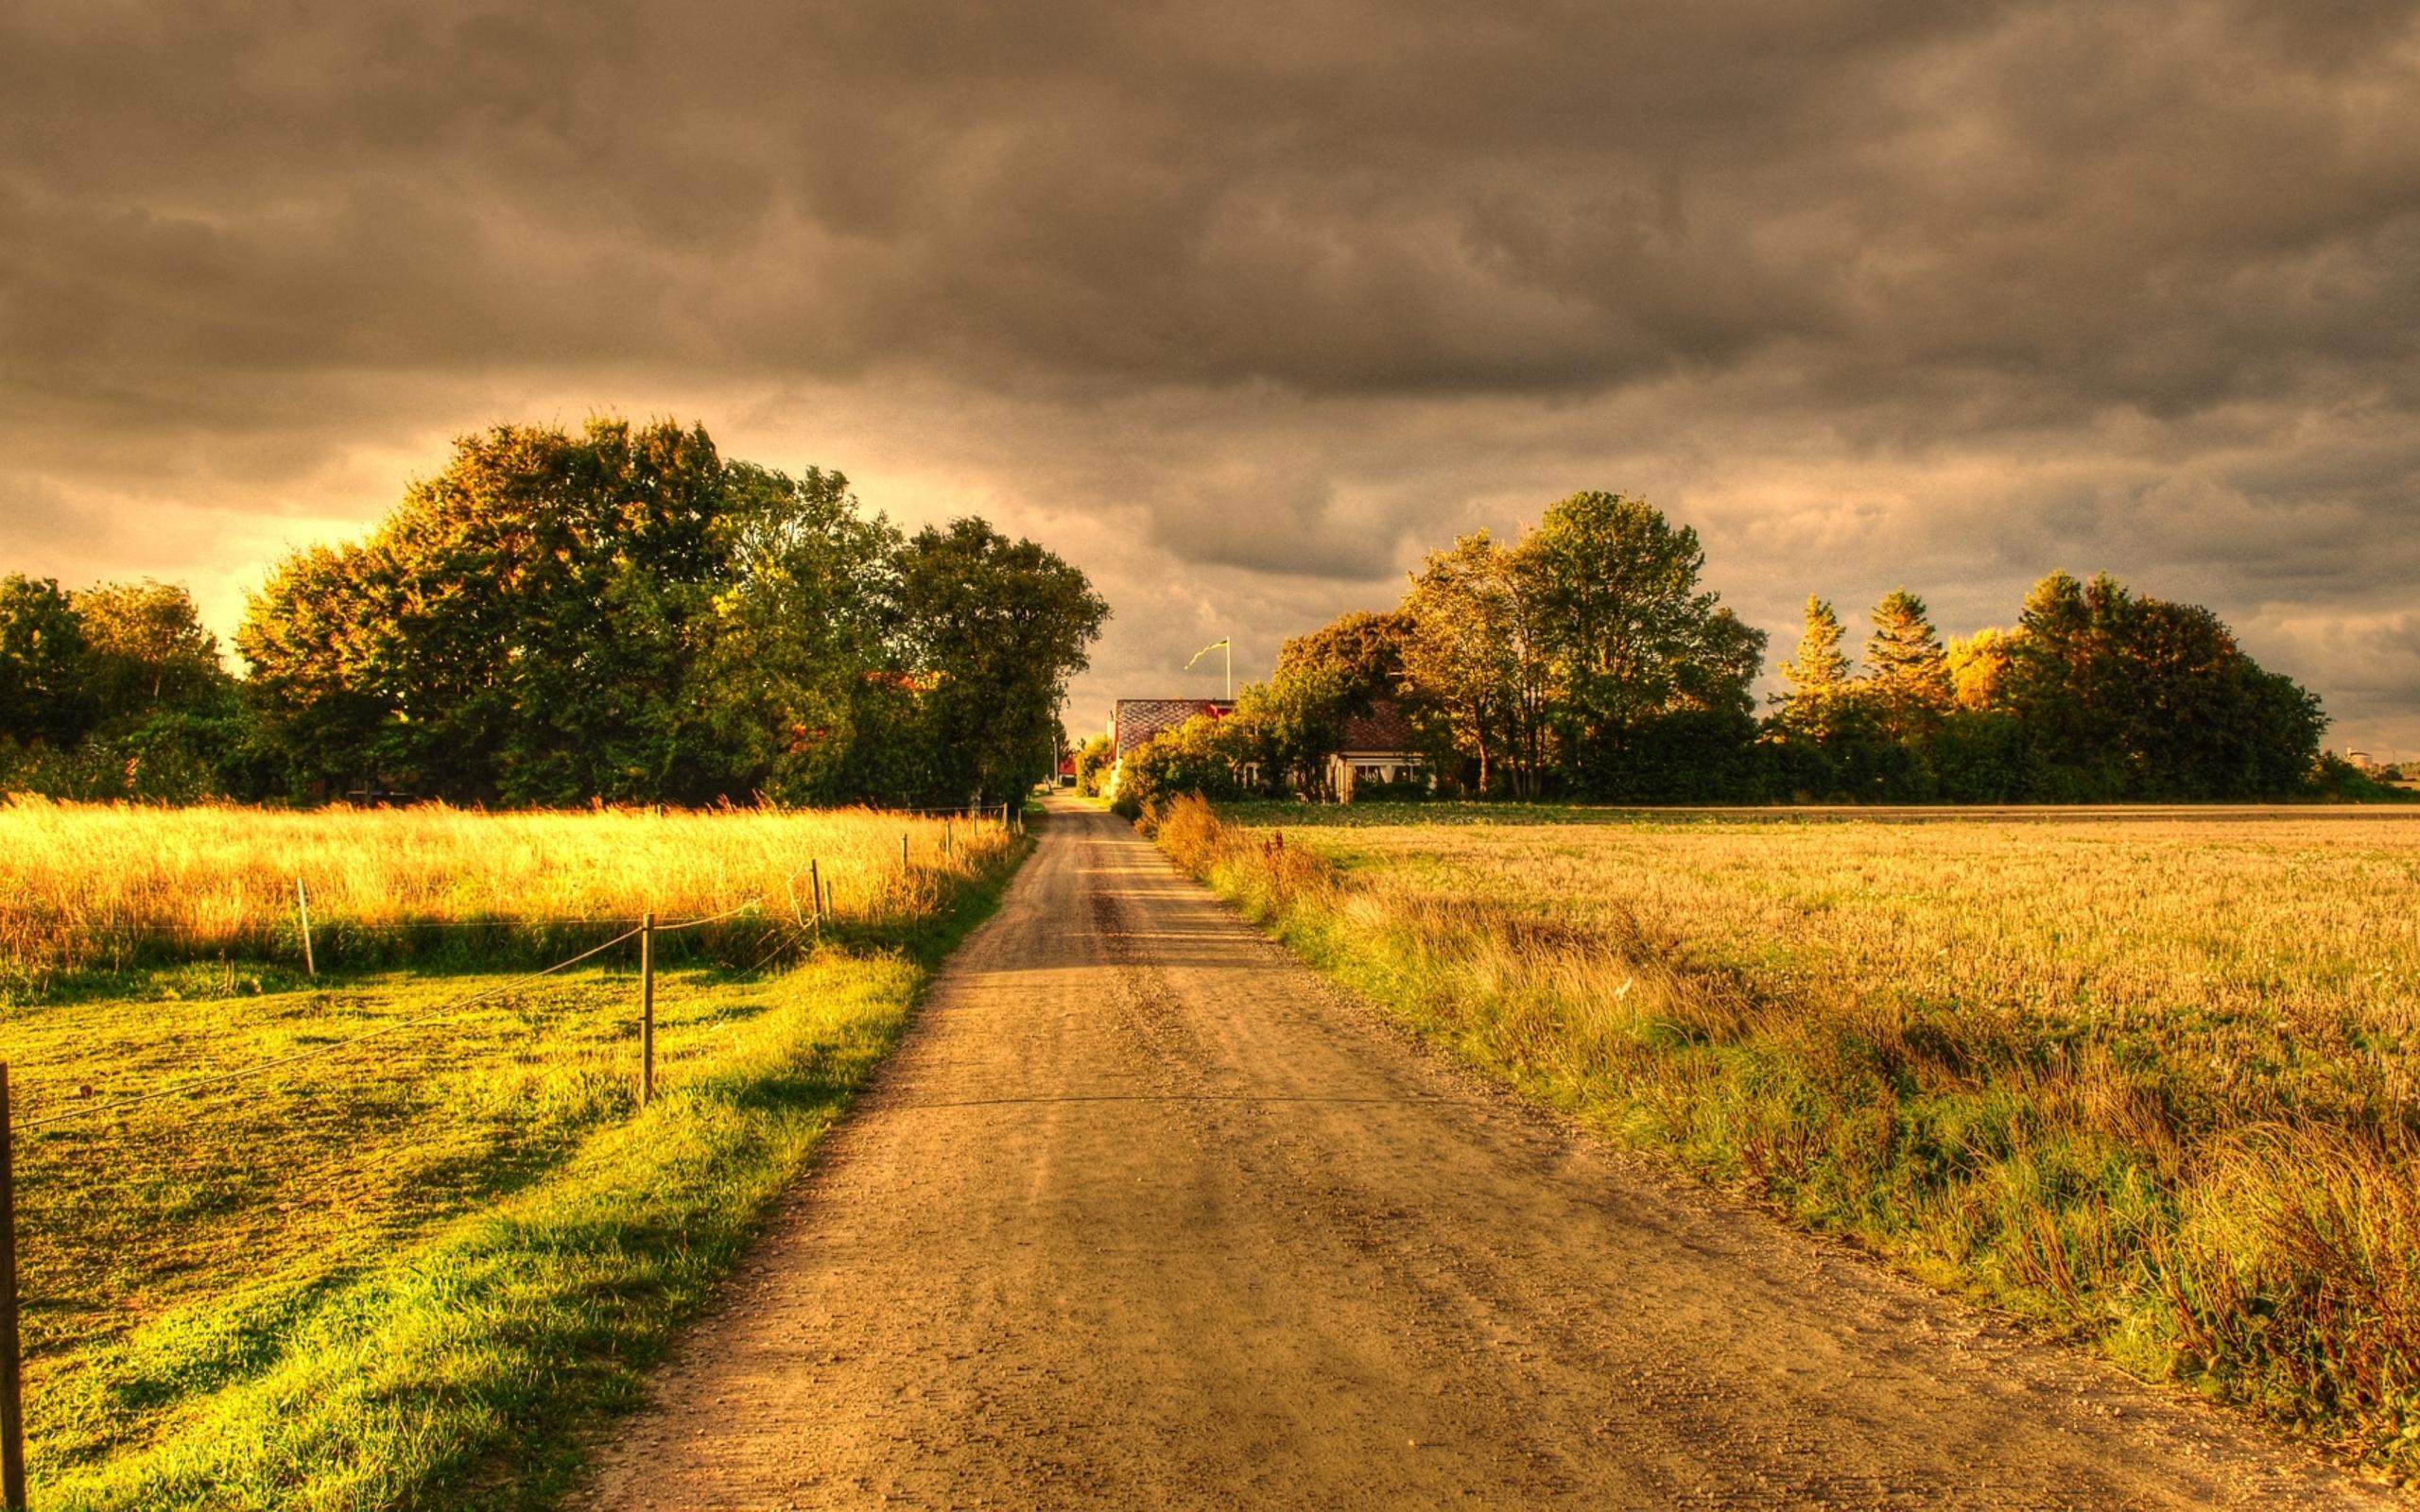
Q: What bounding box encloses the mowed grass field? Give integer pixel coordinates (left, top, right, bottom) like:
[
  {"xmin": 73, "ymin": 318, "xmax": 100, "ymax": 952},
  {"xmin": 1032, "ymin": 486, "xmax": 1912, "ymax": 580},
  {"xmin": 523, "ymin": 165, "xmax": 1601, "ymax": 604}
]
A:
[
  {"xmin": 1155, "ymin": 798, "xmax": 2420, "ymax": 1477},
  {"xmin": 0, "ymin": 799, "xmax": 1024, "ymax": 1511}
]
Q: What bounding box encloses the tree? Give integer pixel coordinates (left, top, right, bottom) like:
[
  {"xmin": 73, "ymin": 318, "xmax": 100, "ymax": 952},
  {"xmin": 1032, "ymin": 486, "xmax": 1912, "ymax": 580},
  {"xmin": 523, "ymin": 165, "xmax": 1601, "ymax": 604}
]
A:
[
  {"xmin": 1110, "ymin": 713, "xmax": 1252, "ymax": 818},
  {"xmin": 1074, "ymin": 733, "xmax": 1114, "ymax": 796},
  {"xmin": 1276, "ymin": 610, "xmax": 1410, "ymax": 708},
  {"xmin": 1777, "ymin": 595, "xmax": 1856, "ymax": 739},
  {"xmin": 1515, "ymin": 491, "xmax": 1764, "ymax": 799},
  {"xmin": 73, "ymin": 580, "xmax": 231, "ymax": 722},
  {"xmin": 891, "ymin": 517, "xmax": 1110, "ymax": 804},
  {"xmin": 242, "ymin": 418, "xmax": 751, "ymax": 803},
  {"xmin": 1234, "ymin": 664, "xmax": 1356, "ymax": 799},
  {"xmin": 687, "ymin": 462, "xmax": 900, "ymax": 803},
  {"xmin": 1863, "ymin": 589, "xmax": 1952, "ymax": 743},
  {"xmin": 239, "ymin": 417, "xmax": 1106, "ymax": 807},
  {"xmin": 2004, "ymin": 570, "xmax": 2324, "ymax": 799},
  {"xmin": 1400, "ymin": 531, "xmax": 1548, "ymax": 798},
  {"xmin": 1947, "ymin": 627, "xmax": 2017, "ymax": 712},
  {"xmin": 0, "ymin": 576, "xmax": 95, "ymax": 748}
]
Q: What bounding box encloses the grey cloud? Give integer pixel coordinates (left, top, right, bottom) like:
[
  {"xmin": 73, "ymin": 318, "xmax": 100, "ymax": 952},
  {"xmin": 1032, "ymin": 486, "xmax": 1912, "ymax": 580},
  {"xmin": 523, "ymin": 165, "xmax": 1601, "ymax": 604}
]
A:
[{"xmin": 1, "ymin": 0, "xmax": 2416, "ymax": 748}]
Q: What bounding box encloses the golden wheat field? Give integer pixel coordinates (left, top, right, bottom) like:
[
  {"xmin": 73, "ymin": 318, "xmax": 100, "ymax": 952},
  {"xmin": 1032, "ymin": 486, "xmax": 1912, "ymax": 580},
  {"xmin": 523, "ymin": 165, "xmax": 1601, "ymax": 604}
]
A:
[
  {"xmin": 1164, "ymin": 799, "xmax": 2420, "ymax": 1472},
  {"xmin": 0, "ymin": 797, "xmax": 1015, "ymax": 990}
]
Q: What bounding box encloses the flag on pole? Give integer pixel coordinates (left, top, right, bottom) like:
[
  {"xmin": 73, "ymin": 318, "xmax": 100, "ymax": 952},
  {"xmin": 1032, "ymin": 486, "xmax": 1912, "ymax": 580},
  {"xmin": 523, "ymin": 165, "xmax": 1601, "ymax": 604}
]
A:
[{"xmin": 1184, "ymin": 638, "xmax": 1230, "ymax": 670}]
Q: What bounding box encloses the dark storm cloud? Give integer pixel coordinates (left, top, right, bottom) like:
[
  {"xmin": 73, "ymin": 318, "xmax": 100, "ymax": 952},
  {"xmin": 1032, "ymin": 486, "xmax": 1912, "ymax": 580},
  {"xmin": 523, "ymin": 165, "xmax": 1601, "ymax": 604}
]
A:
[{"xmin": 2, "ymin": 0, "xmax": 2416, "ymax": 744}]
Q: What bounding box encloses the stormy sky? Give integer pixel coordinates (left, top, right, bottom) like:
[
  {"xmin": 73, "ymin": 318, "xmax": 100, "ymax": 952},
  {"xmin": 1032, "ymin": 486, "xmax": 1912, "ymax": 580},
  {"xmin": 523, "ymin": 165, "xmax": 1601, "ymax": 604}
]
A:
[{"xmin": 4, "ymin": 0, "xmax": 2417, "ymax": 753}]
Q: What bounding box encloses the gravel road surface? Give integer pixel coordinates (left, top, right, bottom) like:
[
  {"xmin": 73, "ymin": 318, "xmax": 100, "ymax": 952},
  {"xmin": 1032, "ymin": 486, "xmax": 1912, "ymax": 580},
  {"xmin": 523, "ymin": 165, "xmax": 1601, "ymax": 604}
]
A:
[{"xmin": 571, "ymin": 798, "xmax": 2384, "ymax": 1510}]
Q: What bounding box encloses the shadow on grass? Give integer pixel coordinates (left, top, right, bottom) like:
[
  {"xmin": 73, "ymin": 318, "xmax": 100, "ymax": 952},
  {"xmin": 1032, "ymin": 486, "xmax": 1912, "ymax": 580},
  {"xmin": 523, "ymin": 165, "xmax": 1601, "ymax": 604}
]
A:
[{"xmin": 29, "ymin": 835, "xmax": 1033, "ymax": 1512}]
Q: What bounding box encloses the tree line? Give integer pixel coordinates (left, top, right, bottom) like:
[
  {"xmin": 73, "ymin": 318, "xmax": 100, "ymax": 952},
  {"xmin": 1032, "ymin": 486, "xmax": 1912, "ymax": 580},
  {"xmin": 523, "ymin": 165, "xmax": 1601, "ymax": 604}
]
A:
[
  {"xmin": 1114, "ymin": 490, "xmax": 2376, "ymax": 810},
  {"xmin": 3, "ymin": 418, "xmax": 1106, "ymax": 808}
]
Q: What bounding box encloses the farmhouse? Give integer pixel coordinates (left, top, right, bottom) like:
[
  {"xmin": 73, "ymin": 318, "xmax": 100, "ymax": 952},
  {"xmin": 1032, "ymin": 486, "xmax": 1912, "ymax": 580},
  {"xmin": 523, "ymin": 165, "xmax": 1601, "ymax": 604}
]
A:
[
  {"xmin": 1107, "ymin": 696, "xmax": 1234, "ymax": 795},
  {"xmin": 1327, "ymin": 700, "xmax": 1422, "ymax": 800}
]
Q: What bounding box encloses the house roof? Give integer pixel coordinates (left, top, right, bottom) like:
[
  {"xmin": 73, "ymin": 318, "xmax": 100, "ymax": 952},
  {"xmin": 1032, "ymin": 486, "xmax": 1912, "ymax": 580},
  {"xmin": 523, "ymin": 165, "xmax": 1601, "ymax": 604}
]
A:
[
  {"xmin": 1340, "ymin": 699, "xmax": 1418, "ymax": 753},
  {"xmin": 1112, "ymin": 697, "xmax": 1234, "ymax": 757}
]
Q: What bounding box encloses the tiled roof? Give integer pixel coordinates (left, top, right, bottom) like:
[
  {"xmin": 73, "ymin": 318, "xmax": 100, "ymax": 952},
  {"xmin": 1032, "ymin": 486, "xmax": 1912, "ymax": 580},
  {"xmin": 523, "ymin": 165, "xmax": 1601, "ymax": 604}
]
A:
[
  {"xmin": 1112, "ymin": 697, "xmax": 1234, "ymax": 757},
  {"xmin": 1340, "ymin": 699, "xmax": 1418, "ymax": 753}
]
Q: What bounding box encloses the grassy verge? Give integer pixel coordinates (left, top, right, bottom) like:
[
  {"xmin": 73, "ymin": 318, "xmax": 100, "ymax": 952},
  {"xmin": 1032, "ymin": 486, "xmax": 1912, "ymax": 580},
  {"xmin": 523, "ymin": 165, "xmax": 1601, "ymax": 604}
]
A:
[
  {"xmin": 1149, "ymin": 795, "xmax": 2420, "ymax": 1479},
  {"xmin": 10, "ymin": 831, "xmax": 1027, "ymax": 1511}
]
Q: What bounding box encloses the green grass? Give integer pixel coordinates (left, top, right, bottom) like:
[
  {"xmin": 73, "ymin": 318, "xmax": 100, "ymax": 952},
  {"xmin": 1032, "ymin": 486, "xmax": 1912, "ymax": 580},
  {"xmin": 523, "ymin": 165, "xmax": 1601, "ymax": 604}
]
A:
[
  {"xmin": 4, "ymin": 835, "xmax": 1027, "ymax": 1510},
  {"xmin": 1152, "ymin": 796, "xmax": 2420, "ymax": 1479}
]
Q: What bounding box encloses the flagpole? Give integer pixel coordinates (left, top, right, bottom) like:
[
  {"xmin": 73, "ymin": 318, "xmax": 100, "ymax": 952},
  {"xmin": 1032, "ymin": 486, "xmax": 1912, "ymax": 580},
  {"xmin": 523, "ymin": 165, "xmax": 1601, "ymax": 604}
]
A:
[{"xmin": 1224, "ymin": 640, "xmax": 1231, "ymax": 699}]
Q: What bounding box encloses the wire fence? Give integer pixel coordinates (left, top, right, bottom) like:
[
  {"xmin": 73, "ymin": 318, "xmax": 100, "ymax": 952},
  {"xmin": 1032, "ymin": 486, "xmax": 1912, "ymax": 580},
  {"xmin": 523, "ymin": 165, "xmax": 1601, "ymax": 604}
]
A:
[
  {"xmin": 1, "ymin": 802, "xmax": 1029, "ymax": 990},
  {"xmin": 0, "ymin": 799, "xmax": 1030, "ymax": 1506}
]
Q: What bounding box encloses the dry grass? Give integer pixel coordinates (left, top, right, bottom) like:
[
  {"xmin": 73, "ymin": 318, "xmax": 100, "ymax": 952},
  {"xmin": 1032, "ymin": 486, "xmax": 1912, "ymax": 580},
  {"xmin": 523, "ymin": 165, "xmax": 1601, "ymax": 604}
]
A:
[
  {"xmin": 1153, "ymin": 797, "xmax": 2420, "ymax": 1476},
  {"xmin": 0, "ymin": 798, "xmax": 1014, "ymax": 993}
]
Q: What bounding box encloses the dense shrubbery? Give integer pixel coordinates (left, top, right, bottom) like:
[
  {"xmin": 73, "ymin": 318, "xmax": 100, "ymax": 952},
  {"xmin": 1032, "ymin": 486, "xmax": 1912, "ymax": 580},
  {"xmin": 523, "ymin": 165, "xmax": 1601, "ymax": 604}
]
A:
[{"xmin": 4, "ymin": 417, "xmax": 1107, "ymax": 808}]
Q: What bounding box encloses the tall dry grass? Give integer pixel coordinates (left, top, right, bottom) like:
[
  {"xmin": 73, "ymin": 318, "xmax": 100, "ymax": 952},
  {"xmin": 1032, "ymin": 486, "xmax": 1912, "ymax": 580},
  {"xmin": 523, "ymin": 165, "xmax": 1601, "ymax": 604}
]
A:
[
  {"xmin": 0, "ymin": 797, "xmax": 1015, "ymax": 990},
  {"xmin": 1150, "ymin": 796, "xmax": 2420, "ymax": 1476}
]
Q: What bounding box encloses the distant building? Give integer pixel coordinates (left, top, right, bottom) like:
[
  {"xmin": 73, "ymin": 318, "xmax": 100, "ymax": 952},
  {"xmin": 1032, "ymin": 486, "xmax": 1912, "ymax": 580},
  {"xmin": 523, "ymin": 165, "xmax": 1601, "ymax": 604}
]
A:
[
  {"xmin": 1107, "ymin": 697, "xmax": 1234, "ymax": 794},
  {"xmin": 1326, "ymin": 700, "xmax": 1423, "ymax": 801}
]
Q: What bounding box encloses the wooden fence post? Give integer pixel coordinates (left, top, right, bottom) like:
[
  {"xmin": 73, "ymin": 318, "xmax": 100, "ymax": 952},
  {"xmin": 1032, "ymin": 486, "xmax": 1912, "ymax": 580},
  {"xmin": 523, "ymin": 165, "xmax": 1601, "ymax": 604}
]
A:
[
  {"xmin": 901, "ymin": 833, "xmax": 909, "ymax": 868},
  {"xmin": 638, "ymin": 913, "xmax": 655, "ymax": 1109},
  {"xmin": 808, "ymin": 860, "xmax": 823, "ymax": 923},
  {"xmin": 296, "ymin": 877, "xmax": 316, "ymax": 980},
  {"xmin": 0, "ymin": 1064, "xmax": 26, "ymax": 1512},
  {"xmin": 944, "ymin": 818, "xmax": 953, "ymax": 857}
]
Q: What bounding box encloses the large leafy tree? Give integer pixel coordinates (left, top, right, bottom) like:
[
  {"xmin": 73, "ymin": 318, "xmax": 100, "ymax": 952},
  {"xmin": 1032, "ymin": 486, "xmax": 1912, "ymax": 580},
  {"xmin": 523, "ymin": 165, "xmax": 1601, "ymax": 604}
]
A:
[
  {"xmin": 0, "ymin": 576, "xmax": 96, "ymax": 748},
  {"xmin": 2008, "ymin": 570, "xmax": 2324, "ymax": 799},
  {"xmin": 892, "ymin": 517, "xmax": 1109, "ymax": 804},
  {"xmin": 74, "ymin": 580, "xmax": 233, "ymax": 721},
  {"xmin": 1515, "ymin": 490, "xmax": 1765, "ymax": 798},
  {"xmin": 1947, "ymin": 627, "xmax": 2017, "ymax": 712},
  {"xmin": 689, "ymin": 462, "xmax": 900, "ymax": 803},
  {"xmin": 244, "ymin": 419, "xmax": 747, "ymax": 802},
  {"xmin": 1401, "ymin": 531, "xmax": 1549, "ymax": 798},
  {"xmin": 1276, "ymin": 610, "xmax": 1410, "ymax": 708},
  {"xmin": 240, "ymin": 418, "xmax": 1103, "ymax": 807}
]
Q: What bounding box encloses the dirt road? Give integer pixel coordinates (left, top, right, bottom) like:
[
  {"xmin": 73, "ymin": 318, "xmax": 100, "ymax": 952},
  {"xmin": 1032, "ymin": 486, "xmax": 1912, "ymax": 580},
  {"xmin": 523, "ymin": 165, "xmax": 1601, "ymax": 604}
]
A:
[{"xmin": 572, "ymin": 799, "xmax": 2382, "ymax": 1509}]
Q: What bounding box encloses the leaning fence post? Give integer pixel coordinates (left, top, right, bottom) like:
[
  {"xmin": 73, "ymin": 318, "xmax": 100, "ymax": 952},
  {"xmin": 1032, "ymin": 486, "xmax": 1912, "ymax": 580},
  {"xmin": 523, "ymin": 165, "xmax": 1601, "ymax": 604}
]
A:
[
  {"xmin": 638, "ymin": 913, "xmax": 656, "ymax": 1109},
  {"xmin": 295, "ymin": 876, "xmax": 317, "ymax": 980},
  {"xmin": 0, "ymin": 1064, "xmax": 26, "ymax": 1512},
  {"xmin": 808, "ymin": 860, "xmax": 823, "ymax": 923}
]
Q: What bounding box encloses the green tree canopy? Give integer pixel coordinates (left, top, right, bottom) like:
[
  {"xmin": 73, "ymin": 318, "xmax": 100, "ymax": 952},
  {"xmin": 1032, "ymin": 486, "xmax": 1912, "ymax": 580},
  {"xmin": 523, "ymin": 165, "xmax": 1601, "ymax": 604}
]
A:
[
  {"xmin": 891, "ymin": 517, "xmax": 1110, "ymax": 804},
  {"xmin": 1275, "ymin": 610, "xmax": 1410, "ymax": 709},
  {"xmin": 1515, "ymin": 491, "xmax": 1765, "ymax": 798},
  {"xmin": 1401, "ymin": 531, "xmax": 1548, "ymax": 798},
  {"xmin": 239, "ymin": 417, "xmax": 1104, "ymax": 807},
  {"xmin": 2006, "ymin": 571, "xmax": 2324, "ymax": 799},
  {"xmin": 74, "ymin": 580, "xmax": 236, "ymax": 725},
  {"xmin": 0, "ymin": 576, "xmax": 95, "ymax": 748},
  {"xmin": 1234, "ymin": 663, "xmax": 1357, "ymax": 799}
]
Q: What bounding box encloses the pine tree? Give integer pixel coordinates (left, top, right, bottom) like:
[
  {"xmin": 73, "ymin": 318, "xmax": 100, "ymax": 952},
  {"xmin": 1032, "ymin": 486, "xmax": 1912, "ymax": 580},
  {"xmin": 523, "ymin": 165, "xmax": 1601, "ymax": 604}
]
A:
[
  {"xmin": 1864, "ymin": 589, "xmax": 1951, "ymax": 740},
  {"xmin": 1778, "ymin": 595, "xmax": 1854, "ymax": 739}
]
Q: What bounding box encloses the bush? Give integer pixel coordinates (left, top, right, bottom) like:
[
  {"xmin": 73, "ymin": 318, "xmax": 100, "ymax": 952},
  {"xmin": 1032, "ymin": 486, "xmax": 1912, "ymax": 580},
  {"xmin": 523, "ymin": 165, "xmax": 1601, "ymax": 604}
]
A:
[
  {"xmin": 2307, "ymin": 753, "xmax": 2420, "ymax": 803},
  {"xmin": 1110, "ymin": 715, "xmax": 1251, "ymax": 818}
]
